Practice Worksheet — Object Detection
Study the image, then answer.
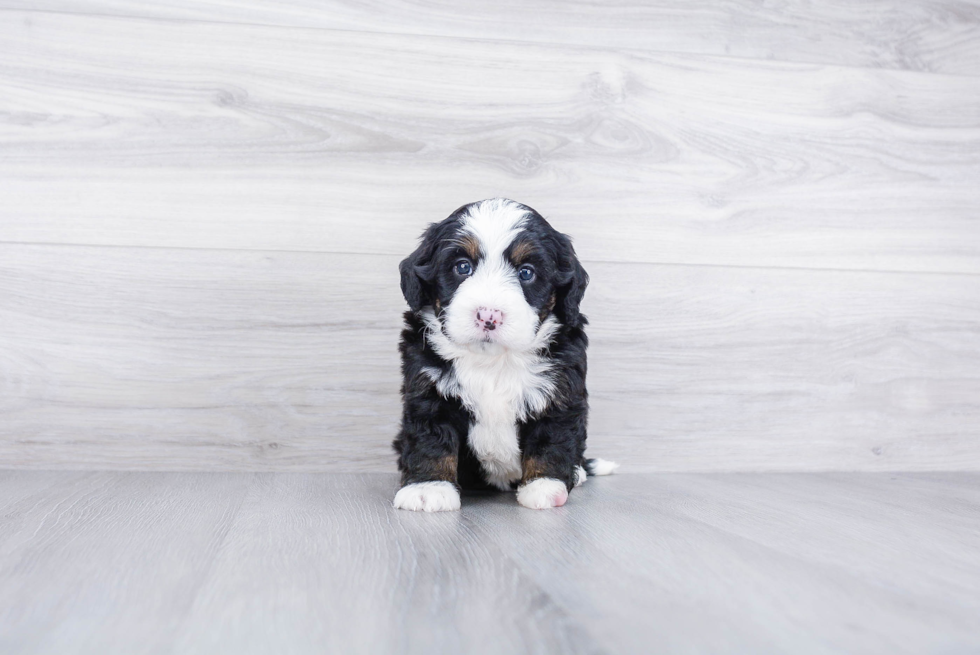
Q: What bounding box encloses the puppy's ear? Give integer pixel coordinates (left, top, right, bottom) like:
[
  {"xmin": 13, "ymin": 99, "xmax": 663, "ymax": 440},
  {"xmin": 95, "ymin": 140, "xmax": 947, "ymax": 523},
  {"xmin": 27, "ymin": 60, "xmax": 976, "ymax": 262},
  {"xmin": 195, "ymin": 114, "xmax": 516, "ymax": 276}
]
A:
[
  {"xmin": 554, "ymin": 234, "xmax": 589, "ymax": 328},
  {"xmin": 399, "ymin": 225, "xmax": 440, "ymax": 312}
]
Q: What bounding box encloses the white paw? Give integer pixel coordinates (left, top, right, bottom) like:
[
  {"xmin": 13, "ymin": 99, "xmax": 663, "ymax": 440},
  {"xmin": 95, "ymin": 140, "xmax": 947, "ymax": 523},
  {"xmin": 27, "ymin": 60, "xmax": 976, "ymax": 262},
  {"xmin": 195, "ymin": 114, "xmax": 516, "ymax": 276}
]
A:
[
  {"xmin": 517, "ymin": 478, "xmax": 569, "ymax": 510},
  {"xmin": 590, "ymin": 458, "xmax": 619, "ymax": 476},
  {"xmin": 575, "ymin": 466, "xmax": 587, "ymax": 487},
  {"xmin": 393, "ymin": 481, "xmax": 461, "ymax": 512}
]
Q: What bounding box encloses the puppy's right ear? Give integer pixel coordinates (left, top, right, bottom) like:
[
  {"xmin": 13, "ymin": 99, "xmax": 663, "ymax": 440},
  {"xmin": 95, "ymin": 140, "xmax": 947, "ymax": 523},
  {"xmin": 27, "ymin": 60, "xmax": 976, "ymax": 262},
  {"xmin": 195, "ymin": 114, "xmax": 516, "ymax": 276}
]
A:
[{"xmin": 399, "ymin": 225, "xmax": 440, "ymax": 312}]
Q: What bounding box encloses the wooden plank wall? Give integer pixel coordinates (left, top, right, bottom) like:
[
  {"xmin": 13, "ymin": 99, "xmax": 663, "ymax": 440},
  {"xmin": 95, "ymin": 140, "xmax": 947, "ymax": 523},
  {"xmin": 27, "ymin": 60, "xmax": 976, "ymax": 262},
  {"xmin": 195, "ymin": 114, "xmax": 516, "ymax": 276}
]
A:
[{"xmin": 1, "ymin": 4, "xmax": 978, "ymax": 471}]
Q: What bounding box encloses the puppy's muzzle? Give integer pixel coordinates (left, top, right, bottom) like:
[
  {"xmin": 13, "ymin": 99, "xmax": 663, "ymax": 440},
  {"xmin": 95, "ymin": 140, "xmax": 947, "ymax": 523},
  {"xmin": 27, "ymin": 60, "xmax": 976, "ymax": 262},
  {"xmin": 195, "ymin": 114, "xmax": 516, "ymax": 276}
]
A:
[{"xmin": 475, "ymin": 307, "xmax": 504, "ymax": 331}]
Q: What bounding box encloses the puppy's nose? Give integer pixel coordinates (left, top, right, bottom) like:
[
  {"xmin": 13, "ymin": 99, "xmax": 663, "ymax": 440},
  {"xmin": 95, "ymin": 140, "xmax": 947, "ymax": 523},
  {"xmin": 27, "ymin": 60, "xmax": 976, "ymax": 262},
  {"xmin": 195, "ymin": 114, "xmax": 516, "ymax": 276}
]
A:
[{"xmin": 476, "ymin": 307, "xmax": 504, "ymax": 331}]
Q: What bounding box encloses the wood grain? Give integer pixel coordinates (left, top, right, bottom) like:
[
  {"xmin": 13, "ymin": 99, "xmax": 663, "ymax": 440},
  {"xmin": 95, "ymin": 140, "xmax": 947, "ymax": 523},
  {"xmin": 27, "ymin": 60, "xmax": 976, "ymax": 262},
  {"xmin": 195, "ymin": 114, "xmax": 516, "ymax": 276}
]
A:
[
  {"xmin": 2, "ymin": 243, "xmax": 978, "ymax": 472},
  {"xmin": 1, "ymin": 471, "xmax": 978, "ymax": 653},
  {"xmin": 472, "ymin": 472, "xmax": 980, "ymax": 653},
  {"xmin": 172, "ymin": 473, "xmax": 595, "ymax": 654},
  {"xmin": 0, "ymin": 245, "xmax": 405, "ymax": 471},
  {"xmin": 0, "ymin": 471, "xmax": 252, "ymax": 654},
  {"xmin": 3, "ymin": 0, "xmax": 980, "ymax": 75},
  {"xmin": 1, "ymin": 11, "xmax": 979, "ymax": 273}
]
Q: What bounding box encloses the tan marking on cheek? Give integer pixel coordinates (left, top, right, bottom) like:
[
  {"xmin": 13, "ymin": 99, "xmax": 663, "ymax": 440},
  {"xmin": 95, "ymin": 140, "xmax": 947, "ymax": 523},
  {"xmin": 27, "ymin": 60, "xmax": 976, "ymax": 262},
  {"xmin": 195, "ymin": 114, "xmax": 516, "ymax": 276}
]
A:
[
  {"xmin": 434, "ymin": 298, "xmax": 442, "ymax": 313},
  {"xmin": 538, "ymin": 292, "xmax": 556, "ymax": 322}
]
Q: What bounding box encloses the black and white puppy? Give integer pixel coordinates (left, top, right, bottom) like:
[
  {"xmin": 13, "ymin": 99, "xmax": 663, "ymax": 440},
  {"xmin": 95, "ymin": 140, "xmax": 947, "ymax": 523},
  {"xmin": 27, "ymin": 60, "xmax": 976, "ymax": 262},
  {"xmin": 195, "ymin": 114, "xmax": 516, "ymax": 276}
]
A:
[{"xmin": 393, "ymin": 198, "xmax": 617, "ymax": 511}]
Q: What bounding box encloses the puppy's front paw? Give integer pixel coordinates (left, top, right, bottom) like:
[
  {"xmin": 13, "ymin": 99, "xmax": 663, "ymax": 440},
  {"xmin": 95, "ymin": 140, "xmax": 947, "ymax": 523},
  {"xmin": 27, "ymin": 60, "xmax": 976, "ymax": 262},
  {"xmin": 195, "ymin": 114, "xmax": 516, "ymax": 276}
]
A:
[
  {"xmin": 393, "ymin": 481, "xmax": 461, "ymax": 512},
  {"xmin": 517, "ymin": 478, "xmax": 569, "ymax": 510}
]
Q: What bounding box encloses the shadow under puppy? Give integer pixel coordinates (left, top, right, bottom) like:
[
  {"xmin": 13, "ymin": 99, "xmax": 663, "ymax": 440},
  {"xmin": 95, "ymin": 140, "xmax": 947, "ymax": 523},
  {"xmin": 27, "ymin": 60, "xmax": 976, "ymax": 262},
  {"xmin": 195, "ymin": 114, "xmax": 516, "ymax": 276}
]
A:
[{"xmin": 393, "ymin": 198, "xmax": 617, "ymax": 511}]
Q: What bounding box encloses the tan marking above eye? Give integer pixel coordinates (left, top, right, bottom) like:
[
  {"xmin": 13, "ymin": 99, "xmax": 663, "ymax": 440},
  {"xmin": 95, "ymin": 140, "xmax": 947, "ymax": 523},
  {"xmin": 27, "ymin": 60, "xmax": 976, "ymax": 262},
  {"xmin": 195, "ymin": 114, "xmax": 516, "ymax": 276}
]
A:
[
  {"xmin": 509, "ymin": 240, "xmax": 535, "ymax": 264},
  {"xmin": 455, "ymin": 234, "xmax": 480, "ymax": 260}
]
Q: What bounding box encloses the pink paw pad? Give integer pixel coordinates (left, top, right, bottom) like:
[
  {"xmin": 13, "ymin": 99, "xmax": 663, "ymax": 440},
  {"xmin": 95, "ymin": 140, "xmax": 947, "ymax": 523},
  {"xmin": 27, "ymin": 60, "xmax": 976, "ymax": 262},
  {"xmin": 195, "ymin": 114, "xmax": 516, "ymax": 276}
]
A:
[{"xmin": 552, "ymin": 489, "xmax": 568, "ymax": 507}]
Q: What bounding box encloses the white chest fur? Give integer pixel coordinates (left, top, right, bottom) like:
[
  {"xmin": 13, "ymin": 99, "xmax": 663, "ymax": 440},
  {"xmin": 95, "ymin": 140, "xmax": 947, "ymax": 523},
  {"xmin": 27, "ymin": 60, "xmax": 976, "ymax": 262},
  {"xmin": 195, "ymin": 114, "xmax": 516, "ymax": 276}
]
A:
[{"xmin": 421, "ymin": 311, "xmax": 558, "ymax": 490}]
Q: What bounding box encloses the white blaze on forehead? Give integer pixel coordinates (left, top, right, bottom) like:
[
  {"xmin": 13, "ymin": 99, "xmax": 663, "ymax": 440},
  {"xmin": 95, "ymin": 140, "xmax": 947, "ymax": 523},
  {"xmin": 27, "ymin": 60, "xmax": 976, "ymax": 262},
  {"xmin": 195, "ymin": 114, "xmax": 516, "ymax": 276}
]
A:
[{"xmin": 460, "ymin": 198, "xmax": 529, "ymax": 262}]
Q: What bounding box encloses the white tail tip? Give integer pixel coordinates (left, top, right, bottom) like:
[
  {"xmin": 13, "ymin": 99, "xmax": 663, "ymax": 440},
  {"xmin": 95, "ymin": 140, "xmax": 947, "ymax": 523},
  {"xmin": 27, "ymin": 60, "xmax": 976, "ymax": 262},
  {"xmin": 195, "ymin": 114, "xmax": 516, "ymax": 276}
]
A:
[{"xmin": 590, "ymin": 458, "xmax": 620, "ymax": 476}]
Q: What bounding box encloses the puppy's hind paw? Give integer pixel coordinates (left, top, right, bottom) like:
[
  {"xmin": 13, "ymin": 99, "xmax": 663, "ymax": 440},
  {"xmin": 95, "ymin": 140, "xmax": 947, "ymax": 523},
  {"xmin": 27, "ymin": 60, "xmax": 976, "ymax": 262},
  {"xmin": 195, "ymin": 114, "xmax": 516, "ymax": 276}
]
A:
[{"xmin": 393, "ymin": 481, "xmax": 461, "ymax": 512}]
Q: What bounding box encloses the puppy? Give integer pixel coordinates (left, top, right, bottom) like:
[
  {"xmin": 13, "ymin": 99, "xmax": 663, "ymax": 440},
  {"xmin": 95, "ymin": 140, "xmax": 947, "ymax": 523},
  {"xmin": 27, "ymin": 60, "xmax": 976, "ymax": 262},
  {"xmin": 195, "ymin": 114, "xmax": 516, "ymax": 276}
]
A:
[{"xmin": 392, "ymin": 198, "xmax": 617, "ymax": 511}]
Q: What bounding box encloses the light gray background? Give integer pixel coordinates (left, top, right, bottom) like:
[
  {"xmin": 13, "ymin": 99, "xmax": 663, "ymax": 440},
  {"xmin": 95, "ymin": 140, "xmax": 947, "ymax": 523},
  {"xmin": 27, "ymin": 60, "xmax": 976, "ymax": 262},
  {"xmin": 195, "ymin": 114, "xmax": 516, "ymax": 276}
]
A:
[{"xmin": 2, "ymin": 2, "xmax": 979, "ymax": 473}]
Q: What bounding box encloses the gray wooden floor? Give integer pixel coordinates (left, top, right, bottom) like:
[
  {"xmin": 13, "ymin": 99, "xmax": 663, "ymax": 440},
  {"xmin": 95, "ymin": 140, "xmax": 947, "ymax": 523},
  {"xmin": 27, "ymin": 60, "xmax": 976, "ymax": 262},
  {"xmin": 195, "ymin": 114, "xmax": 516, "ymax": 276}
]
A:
[{"xmin": 1, "ymin": 470, "xmax": 978, "ymax": 654}]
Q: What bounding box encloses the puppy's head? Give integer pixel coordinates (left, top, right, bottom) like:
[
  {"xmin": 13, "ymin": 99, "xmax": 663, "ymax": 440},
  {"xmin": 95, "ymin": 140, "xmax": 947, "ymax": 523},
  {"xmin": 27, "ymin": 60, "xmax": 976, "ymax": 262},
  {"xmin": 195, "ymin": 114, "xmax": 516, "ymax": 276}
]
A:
[{"xmin": 400, "ymin": 198, "xmax": 588, "ymax": 350}]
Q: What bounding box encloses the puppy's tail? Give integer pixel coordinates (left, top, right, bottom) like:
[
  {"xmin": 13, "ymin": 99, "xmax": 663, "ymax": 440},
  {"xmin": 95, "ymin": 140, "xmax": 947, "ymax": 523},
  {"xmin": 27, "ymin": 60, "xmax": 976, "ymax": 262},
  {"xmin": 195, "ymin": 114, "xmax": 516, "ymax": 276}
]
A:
[{"xmin": 584, "ymin": 457, "xmax": 620, "ymax": 476}]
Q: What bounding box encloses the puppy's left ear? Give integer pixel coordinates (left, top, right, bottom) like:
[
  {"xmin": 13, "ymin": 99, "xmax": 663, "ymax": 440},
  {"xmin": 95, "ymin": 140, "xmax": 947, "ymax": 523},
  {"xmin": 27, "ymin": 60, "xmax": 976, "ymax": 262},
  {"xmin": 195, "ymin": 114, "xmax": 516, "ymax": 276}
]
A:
[
  {"xmin": 554, "ymin": 234, "xmax": 589, "ymax": 328},
  {"xmin": 399, "ymin": 224, "xmax": 440, "ymax": 312}
]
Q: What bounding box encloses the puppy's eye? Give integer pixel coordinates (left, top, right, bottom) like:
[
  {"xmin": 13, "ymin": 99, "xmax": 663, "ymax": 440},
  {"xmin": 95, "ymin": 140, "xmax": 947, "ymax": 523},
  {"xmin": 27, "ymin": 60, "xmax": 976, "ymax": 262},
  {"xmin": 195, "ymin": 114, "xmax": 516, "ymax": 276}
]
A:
[
  {"xmin": 518, "ymin": 266, "xmax": 535, "ymax": 282},
  {"xmin": 453, "ymin": 260, "xmax": 473, "ymax": 276}
]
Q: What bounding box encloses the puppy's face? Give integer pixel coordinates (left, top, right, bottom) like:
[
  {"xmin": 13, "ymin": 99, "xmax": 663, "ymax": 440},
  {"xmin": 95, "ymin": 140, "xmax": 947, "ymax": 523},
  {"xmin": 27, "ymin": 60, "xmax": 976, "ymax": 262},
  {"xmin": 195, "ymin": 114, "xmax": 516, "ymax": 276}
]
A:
[{"xmin": 400, "ymin": 199, "xmax": 588, "ymax": 351}]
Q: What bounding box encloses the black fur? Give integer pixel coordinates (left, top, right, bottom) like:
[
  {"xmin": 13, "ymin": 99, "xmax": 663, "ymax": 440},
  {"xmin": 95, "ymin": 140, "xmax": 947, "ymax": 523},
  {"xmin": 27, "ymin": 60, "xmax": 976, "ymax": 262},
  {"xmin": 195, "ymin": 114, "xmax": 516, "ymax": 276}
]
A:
[{"xmin": 392, "ymin": 200, "xmax": 592, "ymax": 495}]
